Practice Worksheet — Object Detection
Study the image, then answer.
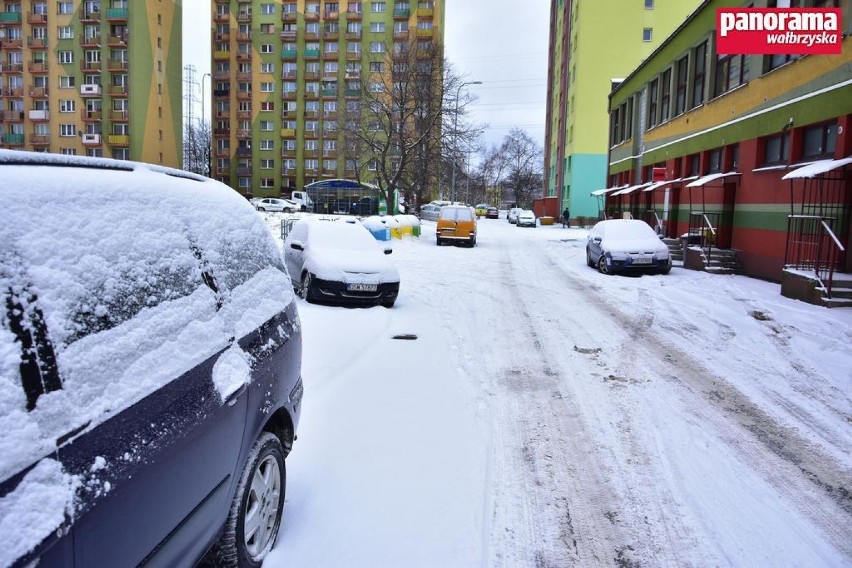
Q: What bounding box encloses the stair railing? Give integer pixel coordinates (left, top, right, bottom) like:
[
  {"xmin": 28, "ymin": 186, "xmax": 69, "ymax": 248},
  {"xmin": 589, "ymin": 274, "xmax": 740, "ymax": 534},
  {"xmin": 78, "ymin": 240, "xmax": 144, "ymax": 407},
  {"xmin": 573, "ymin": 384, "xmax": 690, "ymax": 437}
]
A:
[
  {"xmin": 688, "ymin": 212, "xmax": 720, "ymax": 267},
  {"xmin": 785, "ymin": 215, "xmax": 845, "ymax": 298}
]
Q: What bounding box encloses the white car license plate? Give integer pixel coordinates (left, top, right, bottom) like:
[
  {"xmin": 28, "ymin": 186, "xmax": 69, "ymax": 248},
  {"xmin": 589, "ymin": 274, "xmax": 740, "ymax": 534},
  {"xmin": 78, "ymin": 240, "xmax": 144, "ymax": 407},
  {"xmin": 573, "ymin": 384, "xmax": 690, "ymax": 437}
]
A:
[
  {"xmin": 348, "ymin": 283, "xmax": 377, "ymax": 292},
  {"xmin": 632, "ymin": 256, "xmax": 652, "ymax": 264}
]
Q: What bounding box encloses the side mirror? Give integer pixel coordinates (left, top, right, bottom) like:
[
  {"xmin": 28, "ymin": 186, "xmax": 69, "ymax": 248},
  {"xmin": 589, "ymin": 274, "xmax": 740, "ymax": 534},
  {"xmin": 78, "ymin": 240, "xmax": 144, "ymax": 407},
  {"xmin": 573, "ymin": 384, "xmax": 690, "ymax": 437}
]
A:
[
  {"xmin": 384, "ymin": 248, "xmax": 393, "ymax": 255},
  {"xmin": 592, "ymin": 236, "xmax": 602, "ymax": 244},
  {"xmin": 290, "ymin": 242, "xmax": 304, "ymax": 251}
]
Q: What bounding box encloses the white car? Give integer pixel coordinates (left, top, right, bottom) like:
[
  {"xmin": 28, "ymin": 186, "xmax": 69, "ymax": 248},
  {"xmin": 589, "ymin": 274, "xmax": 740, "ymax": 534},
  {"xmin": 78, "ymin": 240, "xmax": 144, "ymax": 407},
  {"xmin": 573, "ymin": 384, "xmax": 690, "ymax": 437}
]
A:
[
  {"xmin": 283, "ymin": 218, "xmax": 400, "ymax": 307},
  {"xmin": 251, "ymin": 197, "xmax": 298, "ymax": 212},
  {"xmin": 516, "ymin": 210, "xmax": 536, "ymax": 227},
  {"xmin": 507, "ymin": 207, "xmax": 522, "ymax": 224},
  {"xmin": 586, "ymin": 219, "xmax": 671, "ymax": 275}
]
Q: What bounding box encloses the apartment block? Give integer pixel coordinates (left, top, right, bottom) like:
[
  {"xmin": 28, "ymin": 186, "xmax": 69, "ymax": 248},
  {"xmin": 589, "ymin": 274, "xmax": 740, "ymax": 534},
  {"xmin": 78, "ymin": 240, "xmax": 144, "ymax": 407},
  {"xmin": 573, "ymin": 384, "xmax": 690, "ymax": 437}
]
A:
[
  {"xmin": 210, "ymin": 0, "xmax": 444, "ymax": 198},
  {"xmin": 543, "ymin": 0, "xmax": 701, "ymax": 221},
  {"xmin": 0, "ymin": 0, "xmax": 182, "ymax": 165}
]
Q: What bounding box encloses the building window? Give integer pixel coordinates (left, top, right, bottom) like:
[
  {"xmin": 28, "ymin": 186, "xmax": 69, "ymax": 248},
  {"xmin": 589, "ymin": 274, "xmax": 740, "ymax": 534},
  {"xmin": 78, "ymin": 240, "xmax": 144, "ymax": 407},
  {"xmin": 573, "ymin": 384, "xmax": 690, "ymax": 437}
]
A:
[
  {"xmin": 260, "ymin": 82, "xmax": 274, "ymax": 92},
  {"xmin": 708, "ymin": 148, "xmax": 723, "ymax": 173},
  {"xmin": 260, "ymin": 44, "xmax": 273, "ymax": 53},
  {"xmin": 60, "ymin": 124, "xmax": 76, "ymax": 137},
  {"xmin": 642, "ymin": 28, "xmax": 652, "ymax": 42},
  {"xmin": 659, "ymin": 68, "xmax": 671, "ymax": 123},
  {"xmin": 801, "ymin": 121, "xmax": 837, "ymax": 160},
  {"xmin": 260, "ymin": 4, "xmax": 275, "ymax": 14},
  {"xmin": 646, "ymin": 78, "xmax": 658, "ymax": 129},
  {"xmin": 260, "ymin": 178, "xmax": 275, "ymax": 188},
  {"xmin": 57, "ymin": 26, "xmax": 74, "ymax": 39},
  {"xmin": 260, "ymin": 120, "xmax": 273, "ymax": 131},
  {"xmin": 58, "ymin": 51, "xmax": 74, "ymax": 64},
  {"xmin": 370, "ymin": 21, "xmax": 385, "ymax": 32},
  {"xmin": 59, "ymin": 100, "xmax": 75, "ymax": 112},
  {"xmin": 763, "ymin": 132, "xmax": 790, "ymax": 165},
  {"xmin": 764, "ymin": 53, "xmax": 797, "ymax": 73},
  {"xmin": 645, "ymin": 0, "xmax": 654, "ymax": 7},
  {"xmin": 371, "ymin": 2, "xmax": 386, "ymax": 12},
  {"xmin": 674, "ymin": 56, "xmax": 688, "ymax": 116},
  {"xmin": 691, "ymin": 41, "xmax": 707, "ymax": 109},
  {"xmin": 260, "ymin": 139, "xmax": 275, "ymax": 150},
  {"xmin": 687, "ymin": 154, "xmax": 701, "ymax": 176},
  {"xmin": 713, "ymin": 54, "xmax": 748, "ymax": 98},
  {"xmin": 57, "ymin": 2, "xmax": 73, "ymax": 14}
]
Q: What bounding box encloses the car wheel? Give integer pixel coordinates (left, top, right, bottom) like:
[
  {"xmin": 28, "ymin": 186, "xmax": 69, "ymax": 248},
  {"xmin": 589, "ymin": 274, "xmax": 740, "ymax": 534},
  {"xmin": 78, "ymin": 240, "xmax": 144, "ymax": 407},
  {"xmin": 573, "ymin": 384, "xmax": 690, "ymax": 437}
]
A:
[
  {"xmin": 381, "ymin": 299, "xmax": 396, "ymax": 308},
  {"xmin": 436, "ymin": 237, "xmax": 442, "ymax": 246},
  {"xmin": 597, "ymin": 256, "xmax": 613, "ymax": 275},
  {"xmin": 586, "ymin": 249, "xmax": 595, "ymax": 268},
  {"xmin": 209, "ymin": 432, "xmax": 285, "ymax": 568},
  {"xmin": 300, "ymin": 272, "xmax": 316, "ymax": 303},
  {"xmin": 660, "ymin": 264, "xmax": 672, "ymax": 275},
  {"xmin": 257, "ymin": 207, "xmax": 266, "ymax": 212}
]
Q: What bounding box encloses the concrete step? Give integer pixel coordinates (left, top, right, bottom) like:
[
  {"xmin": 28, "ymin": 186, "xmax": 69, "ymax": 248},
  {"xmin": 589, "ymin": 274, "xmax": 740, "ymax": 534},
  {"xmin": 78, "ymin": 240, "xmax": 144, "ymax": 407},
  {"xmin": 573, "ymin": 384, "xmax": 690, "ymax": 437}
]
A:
[{"xmin": 821, "ymin": 296, "xmax": 852, "ymax": 308}]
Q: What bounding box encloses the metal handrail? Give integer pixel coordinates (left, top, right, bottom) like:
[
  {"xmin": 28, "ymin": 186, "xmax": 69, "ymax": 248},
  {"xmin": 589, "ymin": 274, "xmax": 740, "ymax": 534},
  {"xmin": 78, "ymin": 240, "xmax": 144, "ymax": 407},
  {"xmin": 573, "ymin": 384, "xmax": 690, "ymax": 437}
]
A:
[
  {"xmin": 785, "ymin": 215, "xmax": 845, "ymax": 298},
  {"xmin": 688, "ymin": 212, "xmax": 719, "ymax": 266}
]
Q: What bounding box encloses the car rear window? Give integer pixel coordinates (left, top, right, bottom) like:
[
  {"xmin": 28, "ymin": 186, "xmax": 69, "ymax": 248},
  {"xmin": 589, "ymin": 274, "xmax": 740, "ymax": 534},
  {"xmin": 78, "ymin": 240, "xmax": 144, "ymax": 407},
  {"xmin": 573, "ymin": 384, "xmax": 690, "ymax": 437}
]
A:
[{"xmin": 440, "ymin": 207, "xmax": 473, "ymax": 221}]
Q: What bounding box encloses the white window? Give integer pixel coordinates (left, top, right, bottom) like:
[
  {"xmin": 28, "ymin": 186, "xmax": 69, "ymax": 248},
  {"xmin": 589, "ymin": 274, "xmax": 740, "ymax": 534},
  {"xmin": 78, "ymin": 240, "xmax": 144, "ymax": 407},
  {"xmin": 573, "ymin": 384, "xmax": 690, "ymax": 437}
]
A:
[
  {"xmin": 260, "ymin": 120, "xmax": 273, "ymax": 131},
  {"xmin": 59, "ymin": 100, "xmax": 75, "ymax": 112},
  {"xmin": 261, "ymin": 101, "xmax": 275, "ymax": 111},
  {"xmin": 57, "ymin": 26, "xmax": 74, "ymax": 39},
  {"xmin": 260, "ymin": 178, "xmax": 275, "ymax": 188},
  {"xmin": 260, "ymin": 44, "xmax": 274, "ymax": 54},
  {"xmin": 60, "ymin": 148, "xmax": 78, "ymax": 155},
  {"xmin": 58, "ymin": 51, "xmax": 74, "ymax": 64},
  {"xmin": 371, "ymin": 2, "xmax": 386, "ymax": 12},
  {"xmin": 260, "ymin": 139, "xmax": 275, "ymax": 150},
  {"xmin": 57, "ymin": 2, "xmax": 73, "ymax": 14},
  {"xmin": 305, "ymin": 159, "xmax": 319, "ymax": 171},
  {"xmin": 370, "ymin": 42, "xmax": 385, "ymax": 53},
  {"xmin": 260, "ymin": 159, "xmax": 275, "ymax": 169},
  {"xmin": 261, "ymin": 62, "xmax": 274, "ymax": 73},
  {"xmin": 59, "ymin": 76, "xmax": 75, "ymax": 88},
  {"xmin": 60, "ymin": 124, "xmax": 76, "ymax": 137},
  {"xmin": 238, "ymin": 178, "xmax": 251, "ymax": 189},
  {"xmin": 370, "ymin": 22, "xmax": 385, "ymax": 33},
  {"xmin": 260, "ymin": 3, "xmax": 275, "ymax": 14},
  {"xmin": 260, "ymin": 82, "xmax": 274, "ymax": 92}
]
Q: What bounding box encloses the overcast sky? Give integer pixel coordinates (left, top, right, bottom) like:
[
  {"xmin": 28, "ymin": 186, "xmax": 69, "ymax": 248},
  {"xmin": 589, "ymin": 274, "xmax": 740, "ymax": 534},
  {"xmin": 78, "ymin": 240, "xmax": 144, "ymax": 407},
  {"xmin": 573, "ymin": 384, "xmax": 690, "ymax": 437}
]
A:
[{"xmin": 183, "ymin": 1, "xmax": 550, "ymax": 152}]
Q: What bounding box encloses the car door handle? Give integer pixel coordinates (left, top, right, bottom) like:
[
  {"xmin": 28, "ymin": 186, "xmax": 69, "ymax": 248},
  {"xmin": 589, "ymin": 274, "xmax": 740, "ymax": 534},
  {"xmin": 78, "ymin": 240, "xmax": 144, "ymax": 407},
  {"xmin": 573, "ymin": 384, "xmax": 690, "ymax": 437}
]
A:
[{"xmin": 225, "ymin": 383, "xmax": 247, "ymax": 407}]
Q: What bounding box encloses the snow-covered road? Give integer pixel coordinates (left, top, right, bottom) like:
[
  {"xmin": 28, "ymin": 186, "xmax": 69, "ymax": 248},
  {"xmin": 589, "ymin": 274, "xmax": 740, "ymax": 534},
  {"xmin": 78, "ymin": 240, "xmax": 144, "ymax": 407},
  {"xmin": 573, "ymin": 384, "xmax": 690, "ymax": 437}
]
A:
[{"xmin": 264, "ymin": 214, "xmax": 852, "ymax": 567}]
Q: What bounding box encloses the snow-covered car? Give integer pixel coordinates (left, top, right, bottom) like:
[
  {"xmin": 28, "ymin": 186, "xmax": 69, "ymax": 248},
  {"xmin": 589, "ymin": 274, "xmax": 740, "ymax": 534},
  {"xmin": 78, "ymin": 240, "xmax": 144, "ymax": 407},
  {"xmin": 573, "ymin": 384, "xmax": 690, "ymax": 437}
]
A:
[
  {"xmin": 586, "ymin": 219, "xmax": 672, "ymax": 275},
  {"xmin": 284, "ymin": 217, "xmax": 400, "ymax": 307},
  {"xmin": 507, "ymin": 207, "xmax": 522, "ymax": 224},
  {"xmin": 485, "ymin": 207, "xmax": 499, "ymax": 219},
  {"xmin": 0, "ymin": 150, "xmax": 303, "ymax": 567},
  {"xmin": 252, "ymin": 197, "xmax": 298, "ymax": 212},
  {"xmin": 517, "ymin": 210, "xmax": 536, "ymax": 227}
]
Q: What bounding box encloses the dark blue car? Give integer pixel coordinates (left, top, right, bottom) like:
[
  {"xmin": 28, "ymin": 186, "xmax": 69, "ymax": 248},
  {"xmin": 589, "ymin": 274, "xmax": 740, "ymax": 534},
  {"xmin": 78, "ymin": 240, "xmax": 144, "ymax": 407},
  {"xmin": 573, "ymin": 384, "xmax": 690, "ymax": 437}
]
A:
[{"xmin": 0, "ymin": 151, "xmax": 303, "ymax": 567}]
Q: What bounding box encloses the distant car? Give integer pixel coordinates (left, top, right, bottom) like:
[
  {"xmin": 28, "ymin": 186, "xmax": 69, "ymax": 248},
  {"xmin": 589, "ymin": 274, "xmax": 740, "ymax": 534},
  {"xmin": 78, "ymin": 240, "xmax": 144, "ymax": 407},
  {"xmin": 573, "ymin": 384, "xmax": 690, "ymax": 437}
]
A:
[
  {"xmin": 474, "ymin": 204, "xmax": 489, "ymax": 217},
  {"xmin": 283, "ymin": 218, "xmax": 400, "ymax": 307},
  {"xmin": 419, "ymin": 203, "xmax": 442, "ymax": 222},
  {"xmin": 252, "ymin": 197, "xmax": 298, "ymax": 212},
  {"xmin": 485, "ymin": 207, "xmax": 499, "ymax": 219},
  {"xmin": 437, "ymin": 205, "xmax": 477, "ymax": 247},
  {"xmin": 507, "ymin": 207, "xmax": 522, "ymax": 224},
  {"xmin": 0, "ymin": 150, "xmax": 302, "ymax": 567},
  {"xmin": 517, "ymin": 210, "xmax": 536, "ymax": 227},
  {"xmin": 586, "ymin": 219, "xmax": 672, "ymax": 275}
]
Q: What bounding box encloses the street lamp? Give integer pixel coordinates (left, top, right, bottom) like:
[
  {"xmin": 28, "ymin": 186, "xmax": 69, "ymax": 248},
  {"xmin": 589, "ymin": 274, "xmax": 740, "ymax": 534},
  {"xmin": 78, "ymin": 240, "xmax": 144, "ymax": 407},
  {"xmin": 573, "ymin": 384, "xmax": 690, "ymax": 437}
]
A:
[
  {"xmin": 199, "ymin": 72, "xmax": 212, "ymax": 127},
  {"xmin": 450, "ymin": 80, "xmax": 481, "ymax": 203}
]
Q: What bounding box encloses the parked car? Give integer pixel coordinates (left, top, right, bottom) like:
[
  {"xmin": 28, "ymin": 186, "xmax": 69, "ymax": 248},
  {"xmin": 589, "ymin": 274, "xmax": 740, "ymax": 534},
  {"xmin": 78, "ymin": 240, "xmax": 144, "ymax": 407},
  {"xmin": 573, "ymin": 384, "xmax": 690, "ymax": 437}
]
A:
[
  {"xmin": 517, "ymin": 210, "xmax": 537, "ymax": 227},
  {"xmin": 0, "ymin": 150, "xmax": 303, "ymax": 567},
  {"xmin": 251, "ymin": 197, "xmax": 298, "ymax": 212},
  {"xmin": 474, "ymin": 204, "xmax": 489, "ymax": 217},
  {"xmin": 485, "ymin": 206, "xmax": 499, "ymax": 219},
  {"xmin": 419, "ymin": 203, "xmax": 442, "ymax": 222},
  {"xmin": 284, "ymin": 218, "xmax": 400, "ymax": 307},
  {"xmin": 586, "ymin": 219, "xmax": 672, "ymax": 275},
  {"xmin": 507, "ymin": 207, "xmax": 522, "ymax": 224},
  {"xmin": 436, "ymin": 205, "xmax": 477, "ymax": 247}
]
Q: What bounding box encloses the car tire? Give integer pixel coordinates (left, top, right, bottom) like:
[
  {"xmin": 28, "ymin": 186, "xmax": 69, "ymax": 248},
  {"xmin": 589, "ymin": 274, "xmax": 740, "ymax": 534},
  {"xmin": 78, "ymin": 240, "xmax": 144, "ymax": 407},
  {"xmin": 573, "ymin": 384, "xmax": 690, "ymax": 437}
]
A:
[
  {"xmin": 300, "ymin": 272, "xmax": 316, "ymax": 303},
  {"xmin": 597, "ymin": 256, "xmax": 613, "ymax": 275},
  {"xmin": 209, "ymin": 432, "xmax": 285, "ymax": 568},
  {"xmin": 381, "ymin": 299, "xmax": 396, "ymax": 308},
  {"xmin": 660, "ymin": 264, "xmax": 672, "ymax": 275},
  {"xmin": 436, "ymin": 237, "xmax": 442, "ymax": 246},
  {"xmin": 257, "ymin": 207, "xmax": 266, "ymax": 212}
]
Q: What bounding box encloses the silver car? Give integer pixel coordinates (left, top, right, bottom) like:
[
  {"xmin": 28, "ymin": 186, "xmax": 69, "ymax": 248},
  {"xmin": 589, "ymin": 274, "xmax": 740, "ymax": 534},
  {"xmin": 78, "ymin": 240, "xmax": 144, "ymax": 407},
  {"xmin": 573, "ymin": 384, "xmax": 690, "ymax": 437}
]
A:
[
  {"xmin": 507, "ymin": 207, "xmax": 522, "ymax": 224},
  {"xmin": 251, "ymin": 197, "xmax": 298, "ymax": 212}
]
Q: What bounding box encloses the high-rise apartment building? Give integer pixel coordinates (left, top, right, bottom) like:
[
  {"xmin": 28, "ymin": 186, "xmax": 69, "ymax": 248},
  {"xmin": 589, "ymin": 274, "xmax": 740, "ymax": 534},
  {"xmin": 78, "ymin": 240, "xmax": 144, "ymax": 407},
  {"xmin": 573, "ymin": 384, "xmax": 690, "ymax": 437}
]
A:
[
  {"xmin": 210, "ymin": 0, "xmax": 444, "ymax": 198},
  {"xmin": 544, "ymin": 0, "xmax": 701, "ymax": 220},
  {"xmin": 0, "ymin": 0, "xmax": 183, "ymax": 165}
]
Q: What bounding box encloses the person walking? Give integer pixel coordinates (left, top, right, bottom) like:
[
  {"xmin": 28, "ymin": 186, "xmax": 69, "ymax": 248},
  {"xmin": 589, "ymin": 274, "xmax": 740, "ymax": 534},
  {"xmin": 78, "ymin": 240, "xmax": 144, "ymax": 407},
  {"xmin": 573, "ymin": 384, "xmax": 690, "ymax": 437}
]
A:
[{"xmin": 562, "ymin": 208, "xmax": 570, "ymax": 228}]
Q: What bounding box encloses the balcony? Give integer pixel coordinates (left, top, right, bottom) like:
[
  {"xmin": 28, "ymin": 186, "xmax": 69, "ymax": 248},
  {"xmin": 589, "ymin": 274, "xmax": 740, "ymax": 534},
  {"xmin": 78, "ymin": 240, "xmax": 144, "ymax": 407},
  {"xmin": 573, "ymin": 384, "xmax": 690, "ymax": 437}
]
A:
[
  {"xmin": 321, "ymin": 89, "xmax": 338, "ymax": 98},
  {"xmin": 80, "ymin": 34, "xmax": 101, "ymax": 47},
  {"xmin": 326, "ymin": 10, "xmax": 340, "ymax": 19},
  {"xmin": 214, "ymin": 12, "xmax": 229, "ymax": 23},
  {"xmin": 304, "ymin": 130, "xmax": 318, "ymax": 139},
  {"xmin": 237, "ymin": 110, "xmax": 252, "ymax": 120},
  {"xmin": 236, "ymin": 71, "xmax": 252, "ymax": 82},
  {"xmin": 323, "ymin": 51, "xmax": 339, "ymax": 61},
  {"xmin": 80, "ymin": 84, "xmax": 102, "ymax": 96},
  {"xmin": 304, "ymin": 11, "xmax": 319, "ymax": 21},
  {"xmin": 236, "ymin": 147, "xmax": 252, "ymax": 157},
  {"xmin": 82, "ymin": 133, "xmax": 102, "ymax": 145},
  {"xmin": 29, "ymin": 134, "xmax": 49, "ymax": 146},
  {"xmin": 108, "ymin": 85, "xmax": 129, "ymax": 97},
  {"xmin": 236, "ymin": 12, "xmax": 252, "ymax": 23},
  {"xmin": 282, "ymin": 148, "xmax": 297, "ymax": 158},
  {"xmin": 346, "ymin": 32, "xmax": 361, "ymax": 41},
  {"xmin": 215, "ymin": 147, "xmax": 231, "ymax": 157},
  {"xmin": 236, "ymin": 52, "xmax": 252, "ymax": 61},
  {"xmin": 236, "ymin": 129, "xmax": 252, "ymax": 139},
  {"xmin": 0, "ymin": 38, "xmax": 22, "ymax": 50},
  {"xmin": 28, "ymin": 86, "xmax": 49, "ymax": 98},
  {"xmin": 236, "ymin": 90, "xmax": 252, "ymax": 101},
  {"xmin": 213, "ymin": 70, "xmax": 230, "ymax": 81},
  {"xmin": 304, "ymin": 49, "xmax": 320, "ymax": 59},
  {"xmin": 346, "ymin": 51, "xmax": 361, "ymax": 61},
  {"xmin": 304, "ymin": 149, "xmax": 318, "ymax": 158},
  {"xmin": 304, "ymin": 70, "xmax": 320, "ymax": 80},
  {"xmin": 393, "ymin": 8, "xmax": 410, "ymax": 19},
  {"xmin": 213, "ymin": 50, "xmax": 230, "ymax": 60},
  {"xmin": 0, "ymin": 11, "xmax": 22, "ymax": 23},
  {"xmin": 213, "ymin": 88, "xmax": 230, "ymax": 98},
  {"xmin": 28, "ymin": 110, "xmax": 49, "ymax": 121},
  {"xmin": 236, "ymin": 32, "xmax": 251, "ymax": 42},
  {"xmin": 79, "ymin": 9, "xmax": 100, "ymax": 23},
  {"xmin": 27, "ymin": 12, "xmax": 47, "ymax": 24},
  {"xmin": 304, "ymin": 89, "xmax": 319, "ymax": 100},
  {"xmin": 281, "ymin": 128, "xmax": 296, "ymax": 138},
  {"xmin": 282, "ymin": 70, "xmax": 297, "ymax": 80},
  {"xmin": 213, "ymin": 127, "xmax": 230, "ymax": 136},
  {"xmin": 110, "ymin": 110, "xmax": 128, "ymax": 122},
  {"xmin": 3, "ymin": 87, "xmax": 24, "ymax": 97},
  {"xmin": 107, "ymin": 134, "xmax": 129, "ymax": 146},
  {"xmin": 281, "ymin": 48, "xmax": 297, "ymax": 59},
  {"xmin": 236, "ymin": 166, "xmax": 252, "ymax": 176},
  {"xmin": 27, "ymin": 36, "xmax": 47, "ymax": 49},
  {"xmin": 106, "ymin": 8, "xmax": 128, "ymax": 22},
  {"xmin": 416, "ymin": 28, "xmax": 432, "ymax": 38},
  {"xmin": 346, "ymin": 10, "xmax": 362, "ymax": 20},
  {"xmin": 107, "ymin": 34, "xmax": 128, "ymax": 47},
  {"xmin": 81, "ymin": 61, "xmax": 102, "ymax": 73},
  {"xmin": 393, "ymin": 30, "xmax": 408, "ymax": 40},
  {"xmin": 280, "ymin": 30, "xmax": 296, "ymax": 41},
  {"xmin": 214, "ymin": 32, "xmax": 230, "ymax": 42},
  {"xmin": 1, "ymin": 133, "xmax": 24, "ymax": 146},
  {"xmin": 323, "ymin": 30, "xmax": 339, "ymax": 41},
  {"xmin": 27, "ymin": 61, "xmax": 49, "ymax": 73},
  {"xmin": 81, "ymin": 109, "xmax": 102, "ymax": 121},
  {"xmin": 107, "ymin": 59, "xmax": 129, "ymax": 72},
  {"xmin": 2, "ymin": 111, "xmax": 23, "ymax": 121},
  {"xmin": 282, "ymin": 11, "xmax": 297, "ymax": 22}
]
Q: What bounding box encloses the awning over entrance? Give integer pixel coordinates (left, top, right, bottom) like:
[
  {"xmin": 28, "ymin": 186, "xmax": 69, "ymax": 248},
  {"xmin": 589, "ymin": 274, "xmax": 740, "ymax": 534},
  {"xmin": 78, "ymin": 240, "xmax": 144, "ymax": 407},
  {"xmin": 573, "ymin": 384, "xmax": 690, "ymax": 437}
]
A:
[
  {"xmin": 782, "ymin": 156, "xmax": 852, "ymax": 180},
  {"xmin": 641, "ymin": 176, "xmax": 698, "ymax": 192},
  {"xmin": 685, "ymin": 172, "xmax": 741, "ymax": 187},
  {"xmin": 590, "ymin": 184, "xmax": 627, "ymax": 196},
  {"xmin": 611, "ymin": 182, "xmax": 652, "ymax": 196}
]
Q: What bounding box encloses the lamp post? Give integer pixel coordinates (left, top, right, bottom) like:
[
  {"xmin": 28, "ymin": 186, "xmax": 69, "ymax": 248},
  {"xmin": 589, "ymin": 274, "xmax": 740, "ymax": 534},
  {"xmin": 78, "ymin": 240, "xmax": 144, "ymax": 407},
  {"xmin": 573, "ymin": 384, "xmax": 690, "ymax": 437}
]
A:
[
  {"xmin": 450, "ymin": 80, "xmax": 481, "ymax": 203},
  {"xmin": 200, "ymin": 72, "xmax": 212, "ymax": 127}
]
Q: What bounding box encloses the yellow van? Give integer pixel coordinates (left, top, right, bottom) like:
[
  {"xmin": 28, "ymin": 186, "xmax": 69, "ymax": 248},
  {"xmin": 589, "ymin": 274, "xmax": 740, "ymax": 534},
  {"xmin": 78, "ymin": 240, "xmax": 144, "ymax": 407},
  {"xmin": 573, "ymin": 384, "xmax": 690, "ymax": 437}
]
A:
[{"xmin": 437, "ymin": 205, "xmax": 477, "ymax": 247}]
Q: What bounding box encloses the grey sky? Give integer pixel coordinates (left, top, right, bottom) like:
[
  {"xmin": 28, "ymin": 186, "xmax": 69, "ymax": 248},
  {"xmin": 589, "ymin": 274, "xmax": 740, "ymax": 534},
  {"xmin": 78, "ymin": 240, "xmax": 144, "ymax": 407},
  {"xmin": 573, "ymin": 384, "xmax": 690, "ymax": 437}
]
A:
[{"xmin": 183, "ymin": 1, "xmax": 550, "ymax": 152}]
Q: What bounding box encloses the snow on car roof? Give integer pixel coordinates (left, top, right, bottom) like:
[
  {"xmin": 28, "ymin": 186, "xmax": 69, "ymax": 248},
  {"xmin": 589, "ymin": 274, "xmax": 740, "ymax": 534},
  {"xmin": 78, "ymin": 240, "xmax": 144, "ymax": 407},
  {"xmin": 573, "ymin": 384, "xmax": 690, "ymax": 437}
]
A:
[{"xmin": 598, "ymin": 219, "xmax": 658, "ymax": 239}]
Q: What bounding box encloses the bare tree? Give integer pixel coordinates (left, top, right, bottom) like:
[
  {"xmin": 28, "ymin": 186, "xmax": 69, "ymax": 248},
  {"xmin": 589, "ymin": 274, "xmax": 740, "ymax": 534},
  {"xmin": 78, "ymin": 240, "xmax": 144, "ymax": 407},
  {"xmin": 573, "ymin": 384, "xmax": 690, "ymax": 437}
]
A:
[
  {"xmin": 500, "ymin": 128, "xmax": 543, "ymax": 208},
  {"xmin": 477, "ymin": 144, "xmax": 508, "ymax": 206},
  {"xmin": 184, "ymin": 119, "xmax": 212, "ymax": 177}
]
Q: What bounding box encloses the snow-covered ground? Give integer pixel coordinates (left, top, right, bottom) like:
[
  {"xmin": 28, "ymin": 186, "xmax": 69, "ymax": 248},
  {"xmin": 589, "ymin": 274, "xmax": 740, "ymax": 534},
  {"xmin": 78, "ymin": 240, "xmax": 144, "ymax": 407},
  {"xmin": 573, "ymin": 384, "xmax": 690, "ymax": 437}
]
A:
[{"xmin": 261, "ymin": 213, "xmax": 852, "ymax": 567}]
